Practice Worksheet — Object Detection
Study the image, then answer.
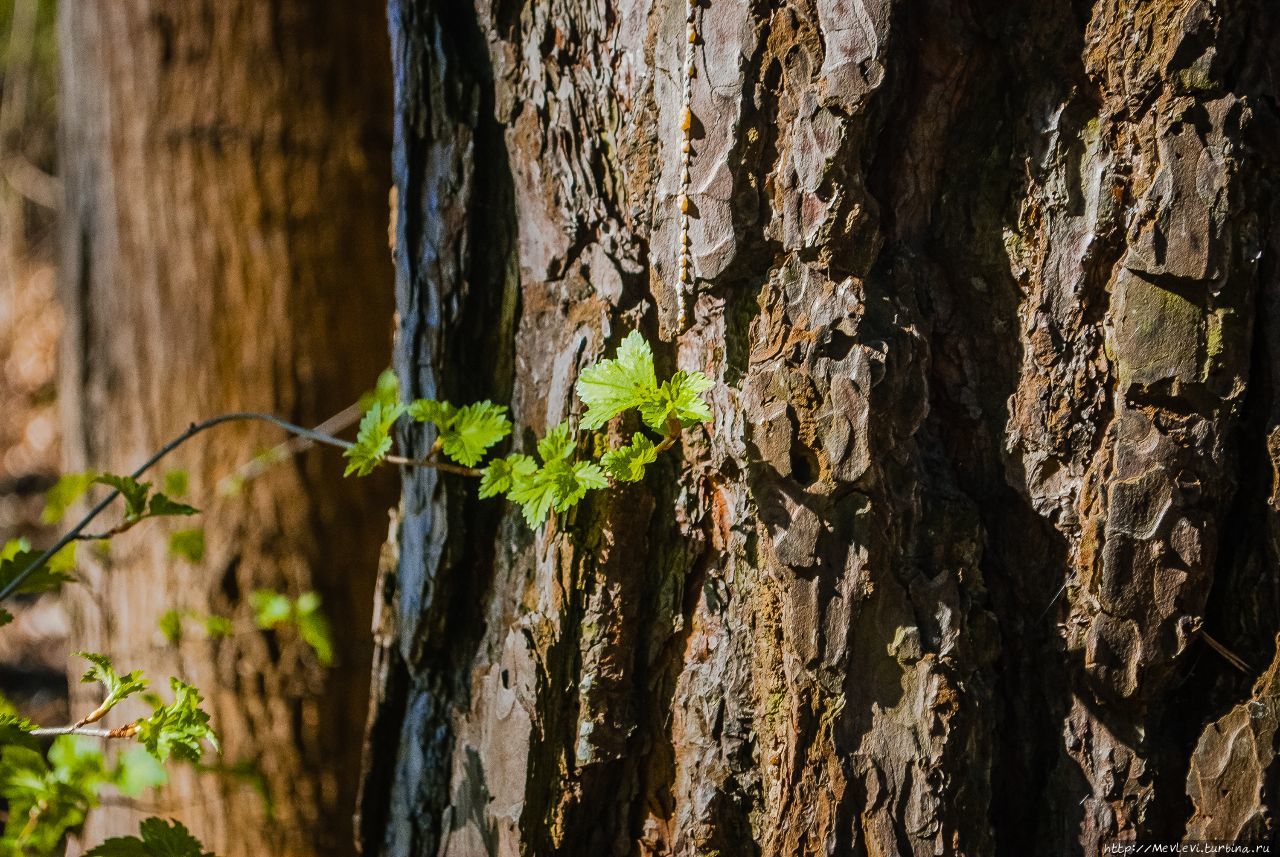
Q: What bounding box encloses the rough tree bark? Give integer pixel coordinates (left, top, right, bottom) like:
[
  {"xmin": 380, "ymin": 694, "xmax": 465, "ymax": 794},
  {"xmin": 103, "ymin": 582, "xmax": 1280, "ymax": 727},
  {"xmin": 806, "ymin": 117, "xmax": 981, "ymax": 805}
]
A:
[
  {"xmin": 59, "ymin": 3, "xmax": 393, "ymax": 855},
  {"xmin": 359, "ymin": 0, "xmax": 1280, "ymax": 854}
]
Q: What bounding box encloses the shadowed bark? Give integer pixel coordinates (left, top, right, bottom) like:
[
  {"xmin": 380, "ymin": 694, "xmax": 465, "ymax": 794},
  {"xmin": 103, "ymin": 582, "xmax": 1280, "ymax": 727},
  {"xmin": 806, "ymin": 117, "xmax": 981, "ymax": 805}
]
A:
[{"xmin": 360, "ymin": 0, "xmax": 1280, "ymax": 854}]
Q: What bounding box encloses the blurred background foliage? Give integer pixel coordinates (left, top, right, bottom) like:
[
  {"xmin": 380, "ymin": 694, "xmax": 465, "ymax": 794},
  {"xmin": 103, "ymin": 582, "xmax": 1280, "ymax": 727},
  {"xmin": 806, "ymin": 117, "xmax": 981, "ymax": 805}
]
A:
[{"xmin": 0, "ymin": 0, "xmax": 64, "ymax": 734}]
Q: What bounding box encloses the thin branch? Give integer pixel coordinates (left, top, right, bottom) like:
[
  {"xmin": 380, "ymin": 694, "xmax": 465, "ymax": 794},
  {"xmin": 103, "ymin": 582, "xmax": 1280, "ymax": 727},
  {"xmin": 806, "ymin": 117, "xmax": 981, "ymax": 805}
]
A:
[
  {"xmin": 219, "ymin": 400, "xmax": 363, "ymax": 494},
  {"xmin": 75, "ymin": 519, "xmax": 140, "ymax": 542},
  {"xmin": 0, "ymin": 411, "xmax": 475, "ymax": 601},
  {"xmin": 30, "ymin": 724, "xmax": 135, "ymax": 739},
  {"xmin": 385, "ymin": 452, "xmax": 481, "ymax": 477}
]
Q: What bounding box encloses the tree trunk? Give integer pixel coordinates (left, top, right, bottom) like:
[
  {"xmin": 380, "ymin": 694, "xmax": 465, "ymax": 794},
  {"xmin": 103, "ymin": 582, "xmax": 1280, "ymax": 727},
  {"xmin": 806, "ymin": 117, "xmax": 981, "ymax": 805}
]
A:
[
  {"xmin": 359, "ymin": 0, "xmax": 1280, "ymax": 854},
  {"xmin": 59, "ymin": 3, "xmax": 394, "ymax": 855}
]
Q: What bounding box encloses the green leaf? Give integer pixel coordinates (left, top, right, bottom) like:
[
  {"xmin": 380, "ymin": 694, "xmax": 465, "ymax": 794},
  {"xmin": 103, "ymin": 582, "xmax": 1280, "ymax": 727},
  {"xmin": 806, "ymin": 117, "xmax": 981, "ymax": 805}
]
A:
[
  {"xmin": 168, "ymin": 529, "xmax": 205, "ymax": 563},
  {"xmin": 0, "ymin": 607, "xmax": 11, "ymax": 628},
  {"xmin": 0, "ymin": 737, "xmax": 112, "ymax": 853},
  {"xmin": 48, "ymin": 542, "xmax": 78, "ymax": 576},
  {"xmin": 505, "ymin": 467, "xmax": 557, "ymax": 527},
  {"xmin": 135, "ymin": 679, "xmax": 218, "ymax": 764},
  {"xmin": 506, "ymin": 458, "xmax": 607, "ymax": 527},
  {"xmin": 201, "ymin": 615, "xmax": 232, "ymax": 639},
  {"xmin": 294, "ymin": 593, "xmax": 334, "ymax": 667},
  {"xmin": 249, "ymin": 591, "xmax": 292, "ymax": 629},
  {"xmin": 537, "ymin": 421, "xmax": 576, "ymax": 463},
  {"xmin": 438, "ymin": 401, "xmax": 512, "ymax": 466},
  {"xmin": 93, "ymin": 475, "xmax": 151, "ymax": 521},
  {"xmin": 85, "ymin": 817, "xmax": 213, "ymax": 857},
  {"xmin": 601, "ymin": 433, "xmax": 659, "ymax": 482},
  {"xmin": 575, "ymin": 331, "xmax": 659, "ymax": 430},
  {"xmin": 111, "ymin": 747, "xmax": 168, "ymax": 799},
  {"xmin": 0, "ymin": 713, "xmax": 36, "ymax": 750},
  {"xmin": 146, "ymin": 494, "xmax": 199, "ymax": 519},
  {"xmin": 406, "ymin": 398, "xmax": 456, "ymax": 427},
  {"xmin": 0, "ymin": 538, "xmax": 24, "ymax": 562},
  {"xmin": 248, "ymin": 592, "xmax": 333, "ymax": 666},
  {"xmin": 478, "ymin": 454, "xmax": 537, "ymax": 499},
  {"xmin": 638, "ymin": 370, "xmax": 714, "ymax": 431},
  {"xmin": 361, "ymin": 369, "xmax": 401, "ymax": 411},
  {"xmin": 343, "ymin": 402, "xmax": 405, "ymax": 477},
  {"xmin": 553, "ymin": 461, "xmax": 608, "ymax": 511},
  {"xmin": 0, "ymin": 541, "xmax": 75, "ymax": 596},
  {"xmin": 162, "ymin": 470, "xmax": 189, "ymax": 499},
  {"xmin": 158, "ymin": 610, "xmax": 183, "ymax": 645},
  {"xmin": 77, "ymin": 652, "xmax": 148, "ymax": 716},
  {"xmin": 42, "ymin": 472, "xmax": 96, "ymax": 524}
]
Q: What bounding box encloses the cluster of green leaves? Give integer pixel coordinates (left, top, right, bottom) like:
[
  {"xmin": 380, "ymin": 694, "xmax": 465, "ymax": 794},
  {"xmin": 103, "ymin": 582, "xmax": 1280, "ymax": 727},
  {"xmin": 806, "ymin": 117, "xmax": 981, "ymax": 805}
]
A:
[
  {"xmin": 576, "ymin": 330, "xmax": 713, "ymax": 432},
  {"xmin": 0, "ymin": 736, "xmax": 166, "ymax": 855},
  {"xmin": 480, "ymin": 423, "xmax": 607, "ymax": 526},
  {"xmin": 249, "ymin": 590, "xmax": 334, "ymax": 666},
  {"xmin": 0, "ymin": 538, "xmax": 76, "ymax": 626},
  {"xmin": 77, "ymin": 653, "xmax": 148, "ymax": 725},
  {"xmin": 134, "ymin": 679, "xmax": 218, "ymax": 764},
  {"xmin": 158, "ymin": 591, "xmax": 334, "ymax": 667},
  {"xmin": 43, "ymin": 470, "xmax": 197, "ymax": 529},
  {"xmin": 158, "ymin": 609, "xmax": 232, "ymax": 645},
  {"xmin": 343, "ymin": 332, "xmax": 713, "ymax": 527}
]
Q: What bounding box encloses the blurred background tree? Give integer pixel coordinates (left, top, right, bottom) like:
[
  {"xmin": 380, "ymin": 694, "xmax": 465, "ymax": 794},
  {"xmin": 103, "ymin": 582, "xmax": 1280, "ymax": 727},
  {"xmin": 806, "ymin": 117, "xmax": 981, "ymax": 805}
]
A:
[{"xmin": 55, "ymin": 3, "xmax": 394, "ymax": 855}]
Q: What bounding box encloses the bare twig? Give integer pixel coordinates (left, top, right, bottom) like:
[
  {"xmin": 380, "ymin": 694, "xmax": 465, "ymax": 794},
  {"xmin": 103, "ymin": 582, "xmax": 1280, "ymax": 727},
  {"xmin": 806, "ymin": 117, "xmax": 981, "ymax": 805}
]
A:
[
  {"xmin": 0, "ymin": 411, "xmax": 477, "ymax": 601},
  {"xmin": 30, "ymin": 723, "xmax": 136, "ymax": 739},
  {"xmin": 219, "ymin": 400, "xmax": 363, "ymax": 494}
]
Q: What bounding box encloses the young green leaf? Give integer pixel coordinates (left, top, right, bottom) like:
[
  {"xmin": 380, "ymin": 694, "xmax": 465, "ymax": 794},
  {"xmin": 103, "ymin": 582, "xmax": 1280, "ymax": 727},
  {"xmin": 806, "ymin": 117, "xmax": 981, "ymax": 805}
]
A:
[
  {"xmin": 478, "ymin": 454, "xmax": 537, "ymax": 499},
  {"xmin": 42, "ymin": 472, "xmax": 96, "ymax": 524},
  {"xmin": 601, "ymin": 433, "xmax": 659, "ymax": 482},
  {"xmin": 135, "ymin": 679, "xmax": 218, "ymax": 763},
  {"xmin": 575, "ymin": 331, "xmax": 659, "ymax": 430},
  {"xmin": 505, "ymin": 467, "xmax": 558, "ymax": 526},
  {"xmin": 0, "ymin": 713, "xmax": 36, "ymax": 749},
  {"xmin": 158, "ymin": 610, "xmax": 183, "ymax": 645},
  {"xmin": 343, "ymin": 402, "xmax": 405, "ymax": 477},
  {"xmin": 93, "ymin": 475, "xmax": 152, "ymax": 521},
  {"xmin": 249, "ymin": 591, "xmax": 292, "ymax": 629},
  {"xmin": 361, "ymin": 368, "xmax": 401, "ymax": 411},
  {"xmin": 406, "ymin": 398, "xmax": 456, "ymax": 427},
  {"xmin": 294, "ymin": 592, "xmax": 334, "ymax": 667},
  {"xmin": 146, "ymin": 493, "xmax": 199, "ymax": 519},
  {"xmin": 553, "ymin": 462, "xmax": 608, "ymax": 510},
  {"xmin": 506, "ymin": 459, "xmax": 607, "ymax": 526},
  {"xmin": 111, "ymin": 747, "xmax": 168, "ymax": 799},
  {"xmin": 0, "ymin": 540, "xmax": 75, "ymax": 597},
  {"xmin": 162, "ymin": 470, "xmax": 190, "ymax": 498},
  {"xmin": 0, "ymin": 737, "xmax": 112, "ymax": 854},
  {"xmin": 536, "ymin": 420, "xmax": 576, "ymax": 463},
  {"xmin": 202, "ymin": 615, "xmax": 233, "ymax": 639},
  {"xmin": 84, "ymin": 817, "xmax": 213, "ymax": 857},
  {"xmin": 437, "ymin": 401, "xmax": 511, "ymax": 466},
  {"xmin": 638, "ymin": 370, "xmax": 715, "ymax": 431},
  {"xmin": 77, "ymin": 652, "xmax": 148, "ymax": 719},
  {"xmin": 168, "ymin": 529, "xmax": 205, "ymax": 563},
  {"xmin": 249, "ymin": 591, "xmax": 333, "ymax": 665},
  {"xmin": 48, "ymin": 542, "xmax": 78, "ymax": 576}
]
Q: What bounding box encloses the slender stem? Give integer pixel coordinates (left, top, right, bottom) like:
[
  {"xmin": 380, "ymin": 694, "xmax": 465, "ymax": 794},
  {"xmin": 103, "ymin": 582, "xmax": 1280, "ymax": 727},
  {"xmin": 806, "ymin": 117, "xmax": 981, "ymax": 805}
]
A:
[
  {"xmin": 75, "ymin": 519, "xmax": 140, "ymax": 542},
  {"xmin": 386, "ymin": 453, "xmax": 481, "ymax": 477},
  {"xmin": 654, "ymin": 416, "xmax": 683, "ymax": 454},
  {"xmin": 30, "ymin": 725, "xmax": 133, "ymax": 739},
  {"xmin": 0, "ymin": 411, "xmax": 477, "ymax": 602}
]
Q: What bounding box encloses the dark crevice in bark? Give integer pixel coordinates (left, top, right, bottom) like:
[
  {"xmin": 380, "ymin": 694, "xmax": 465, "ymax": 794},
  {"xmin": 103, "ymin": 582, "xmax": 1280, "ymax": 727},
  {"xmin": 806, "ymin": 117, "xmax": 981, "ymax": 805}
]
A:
[{"xmin": 361, "ymin": 0, "xmax": 518, "ymax": 854}]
